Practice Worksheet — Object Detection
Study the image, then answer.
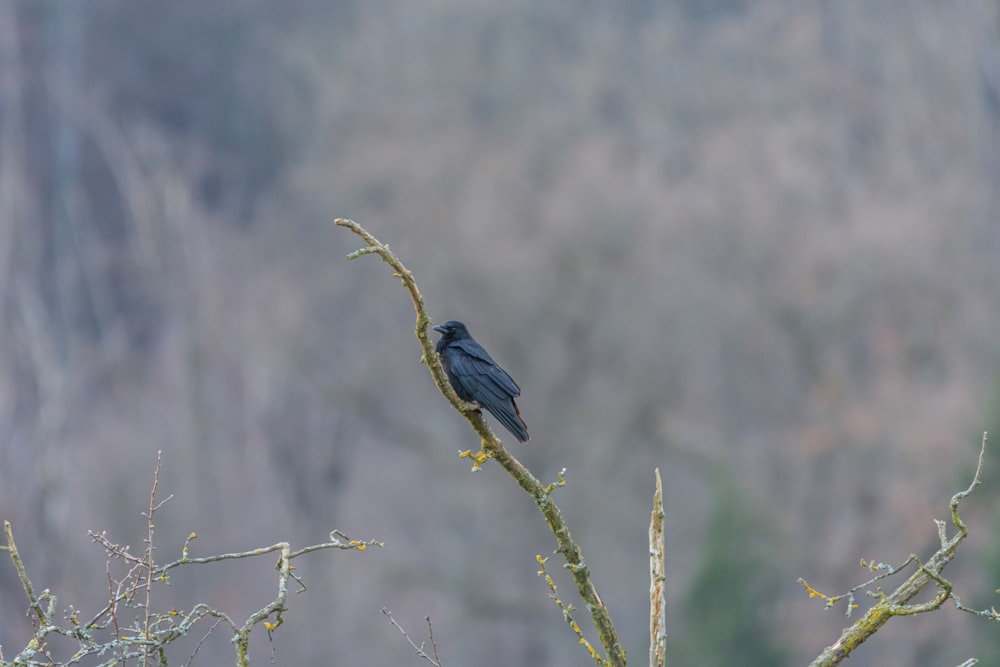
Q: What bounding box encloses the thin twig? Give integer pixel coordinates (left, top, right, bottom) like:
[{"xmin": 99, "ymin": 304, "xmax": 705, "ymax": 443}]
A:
[
  {"xmin": 3, "ymin": 520, "xmax": 48, "ymax": 627},
  {"xmin": 141, "ymin": 450, "xmax": 164, "ymax": 667},
  {"xmin": 182, "ymin": 617, "xmax": 224, "ymax": 667},
  {"xmin": 536, "ymin": 555, "xmax": 606, "ymax": 665},
  {"xmin": 425, "ymin": 616, "xmax": 440, "ymax": 665},
  {"xmin": 106, "ymin": 561, "xmax": 124, "ymax": 666},
  {"xmin": 381, "ymin": 608, "xmax": 443, "ymax": 666}
]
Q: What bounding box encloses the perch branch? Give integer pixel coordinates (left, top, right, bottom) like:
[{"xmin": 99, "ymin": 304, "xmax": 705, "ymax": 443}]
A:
[{"xmin": 335, "ymin": 218, "xmax": 626, "ymax": 667}]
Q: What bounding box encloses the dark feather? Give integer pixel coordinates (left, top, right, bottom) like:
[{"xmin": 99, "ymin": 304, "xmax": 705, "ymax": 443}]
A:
[{"xmin": 433, "ymin": 320, "xmax": 530, "ymax": 443}]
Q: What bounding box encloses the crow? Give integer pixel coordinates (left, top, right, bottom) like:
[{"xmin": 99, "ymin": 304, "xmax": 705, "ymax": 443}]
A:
[{"xmin": 433, "ymin": 320, "xmax": 530, "ymax": 443}]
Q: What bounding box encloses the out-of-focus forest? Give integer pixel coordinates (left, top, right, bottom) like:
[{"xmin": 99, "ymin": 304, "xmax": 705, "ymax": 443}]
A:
[{"xmin": 2, "ymin": 1, "xmax": 1000, "ymax": 665}]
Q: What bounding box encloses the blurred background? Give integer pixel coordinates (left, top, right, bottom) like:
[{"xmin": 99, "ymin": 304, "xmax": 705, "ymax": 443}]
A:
[{"xmin": 1, "ymin": 1, "xmax": 1000, "ymax": 665}]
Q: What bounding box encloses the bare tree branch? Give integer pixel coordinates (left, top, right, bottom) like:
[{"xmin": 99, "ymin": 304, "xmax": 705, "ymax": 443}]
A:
[
  {"xmin": 2, "ymin": 454, "xmax": 382, "ymax": 667},
  {"xmin": 649, "ymin": 468, "xmax": 666, "ymax": 667},
  {"xmin": 805, "ymin": 433, "xmax": 991, "ymax": 666},
  {"xmin": 381, "ymin": 608, "xmax": 443, "ymax": 666},
  {"xmin": 335, "ymin": 218, "xmax": 626, "ymax": 667}
]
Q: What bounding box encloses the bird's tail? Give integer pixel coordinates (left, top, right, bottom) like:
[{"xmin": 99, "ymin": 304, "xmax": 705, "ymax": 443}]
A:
[{"xmin": 489, "ymin": 399, "xmax": 530, "ymax": 443}]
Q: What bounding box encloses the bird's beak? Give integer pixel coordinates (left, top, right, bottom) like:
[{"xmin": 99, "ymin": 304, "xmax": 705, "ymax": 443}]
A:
[{"xmin": 432, "ymin": 324, "xmax": 446, "ymax": 333}]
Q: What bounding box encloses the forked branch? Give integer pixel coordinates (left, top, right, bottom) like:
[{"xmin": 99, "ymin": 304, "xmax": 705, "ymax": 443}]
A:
[{"xmin": 805, "ymin": 433, "xmax": 992, "ymax": 666}]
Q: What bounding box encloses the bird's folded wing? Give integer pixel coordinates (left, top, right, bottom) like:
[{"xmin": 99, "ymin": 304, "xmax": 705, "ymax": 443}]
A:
[
  {"xmin": 452, "ymin": 339, "xmax": 521, "ymax": 397},
  {"xmin": 449, "ymin": 351, "xmax": 521, "ymax": 401}
]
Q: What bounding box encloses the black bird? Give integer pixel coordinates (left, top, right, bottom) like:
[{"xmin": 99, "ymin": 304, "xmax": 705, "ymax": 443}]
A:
[{"xmin": 433, "ymin": 320, "xmax": 529, "ymax": 443}]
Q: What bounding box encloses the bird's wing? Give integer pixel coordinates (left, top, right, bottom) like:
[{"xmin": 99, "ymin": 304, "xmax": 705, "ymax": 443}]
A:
[
  {"xmin": 452, "ymin": 339, "xmax": 521, "ymax": 397},
  {"xmin": 447, "ymin": 349, "xmax": 529, "ymax": 441}
]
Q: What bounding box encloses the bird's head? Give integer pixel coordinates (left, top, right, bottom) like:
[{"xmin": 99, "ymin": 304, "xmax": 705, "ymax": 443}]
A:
[{"xmin": 433, "ymin": 320, "xmax": 469, "ymax": 340}]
